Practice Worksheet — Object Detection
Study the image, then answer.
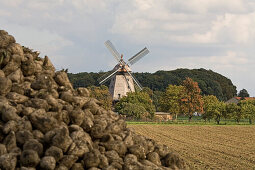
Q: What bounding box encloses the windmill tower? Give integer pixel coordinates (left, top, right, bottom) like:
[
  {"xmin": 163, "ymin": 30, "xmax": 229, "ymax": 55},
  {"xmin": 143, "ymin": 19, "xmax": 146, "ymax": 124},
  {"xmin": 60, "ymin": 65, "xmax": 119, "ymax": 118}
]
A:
[{"xmin": 98, "ymin": 40, "xmax": 149, "ymax": 100}]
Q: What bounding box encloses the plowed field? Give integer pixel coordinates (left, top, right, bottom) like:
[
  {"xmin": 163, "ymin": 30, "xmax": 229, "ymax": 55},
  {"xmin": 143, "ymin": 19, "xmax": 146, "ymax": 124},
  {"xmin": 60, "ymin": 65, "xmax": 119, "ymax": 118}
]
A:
[{"xmin": 129, "ymin": 125, "xmax": 255, "ymax": 169}]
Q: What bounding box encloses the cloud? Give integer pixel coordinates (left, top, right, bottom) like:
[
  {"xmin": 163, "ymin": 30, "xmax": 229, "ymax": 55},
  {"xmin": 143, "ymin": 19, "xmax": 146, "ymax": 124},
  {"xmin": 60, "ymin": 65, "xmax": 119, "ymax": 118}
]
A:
[
  {"xmin": 171, "ymin": 0, "xmax": 248, "ymax": 14},
  {"xmin": 0, "ymin": 0, "xmax": 254, "ymax": 95},
  {"xmin": 189, "ymin": 12, "xmax": 255, "ymax": 44},
  {"xmin": 111, "ymin": 0, "xmax": 255, "ymax": 46},
  {"xmin": 176, "ymin": 51, "xmax": 248, "ymax": 70},
  {"xmin": 2, "ymin": 24, "xmax": 73, "ymax": 55},
  {"xmin": 0, "ymin": 9, "xmax": 11, "ymax": 17}
]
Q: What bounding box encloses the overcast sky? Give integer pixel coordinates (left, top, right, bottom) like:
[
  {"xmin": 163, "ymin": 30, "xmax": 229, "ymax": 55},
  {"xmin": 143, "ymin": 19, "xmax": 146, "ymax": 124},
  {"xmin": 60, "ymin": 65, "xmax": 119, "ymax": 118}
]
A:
[{"xmin": 1, "ymin": 0, "xmax": 255, "ymax": 96}]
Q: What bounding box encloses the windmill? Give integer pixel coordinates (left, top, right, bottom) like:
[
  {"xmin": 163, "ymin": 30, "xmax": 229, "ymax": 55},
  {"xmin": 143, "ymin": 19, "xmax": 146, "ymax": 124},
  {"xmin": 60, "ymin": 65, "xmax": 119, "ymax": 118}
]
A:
[{"xmin": 98, "ymin": 40, "xmax": 149, "ymax": 100}]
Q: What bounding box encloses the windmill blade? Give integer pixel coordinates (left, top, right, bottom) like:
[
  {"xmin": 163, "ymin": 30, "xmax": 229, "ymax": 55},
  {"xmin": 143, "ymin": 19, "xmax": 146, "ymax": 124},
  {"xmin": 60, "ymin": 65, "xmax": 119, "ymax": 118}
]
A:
[
  {"xmin": 123, "ymin": 74, "xmax": 132, "ymax": 91},
  {"xmin": 105, "ymin": 40, "xmax": 121, "ymax": 62},
  {"xmin": 128, "ymin": 47, "xmax": 149, "ymax": 65},
  {"xmin": 126, "ymin": 70, "xmax": 143, "ymax": 91},
  {"xmin": 98, "ymin": 67, "xmax": 120, "ymax": 85}
]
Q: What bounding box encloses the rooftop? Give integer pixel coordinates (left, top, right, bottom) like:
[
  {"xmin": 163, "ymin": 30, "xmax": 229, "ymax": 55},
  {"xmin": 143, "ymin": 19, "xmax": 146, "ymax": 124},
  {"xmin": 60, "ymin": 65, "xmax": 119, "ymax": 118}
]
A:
[{"xmin": 235, "ymin": 97, "xmax": 255, "ymax": 100}]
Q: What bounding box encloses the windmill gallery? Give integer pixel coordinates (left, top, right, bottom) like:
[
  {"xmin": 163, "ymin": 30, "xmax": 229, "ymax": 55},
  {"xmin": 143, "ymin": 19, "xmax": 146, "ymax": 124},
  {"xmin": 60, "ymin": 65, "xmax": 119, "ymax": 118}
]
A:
[{"xmin": 98, "ymin": 40, "xmax": 149, "ymax": 101}]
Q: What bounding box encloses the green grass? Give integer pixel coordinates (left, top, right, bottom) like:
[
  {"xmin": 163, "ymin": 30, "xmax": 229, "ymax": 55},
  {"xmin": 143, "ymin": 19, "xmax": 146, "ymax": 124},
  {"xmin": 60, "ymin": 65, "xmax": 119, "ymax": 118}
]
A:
[{"xmin": 126, "ymin": 116, "xmax": 254, "ymax": 126}]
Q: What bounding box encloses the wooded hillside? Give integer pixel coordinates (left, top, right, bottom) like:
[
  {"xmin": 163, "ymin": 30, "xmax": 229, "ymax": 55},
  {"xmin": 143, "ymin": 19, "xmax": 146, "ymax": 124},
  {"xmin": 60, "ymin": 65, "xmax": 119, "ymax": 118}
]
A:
[{"xmin": 68, "ymin": 68, "xmax": 237, "ymax": 101}]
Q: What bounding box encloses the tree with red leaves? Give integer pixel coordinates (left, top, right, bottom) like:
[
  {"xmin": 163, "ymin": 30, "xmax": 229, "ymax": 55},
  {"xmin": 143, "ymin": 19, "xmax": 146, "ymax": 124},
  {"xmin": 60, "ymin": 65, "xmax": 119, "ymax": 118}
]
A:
[{"xmin": 182, "ymin": 77, "xmax": 203, "ymax": 121}]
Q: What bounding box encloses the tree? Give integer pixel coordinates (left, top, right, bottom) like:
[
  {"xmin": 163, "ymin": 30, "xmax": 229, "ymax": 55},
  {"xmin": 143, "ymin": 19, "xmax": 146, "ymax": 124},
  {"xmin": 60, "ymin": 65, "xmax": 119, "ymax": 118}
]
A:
[
  {"xmin": 202, "ymin": 95, "xmax": 226, "ymax": 124},
  {"xmin": 202, "ymin": 95, "xmax": 219, "ymax": 122},
  {"xmin": 115, "ymin": 92, "xmax": 155, "ymax": 119},
  {"xmin": 117, "ymin": 103, "xmax": 148, "ymax": 119},
  {"xmin": 68, "ymin": 72, "xmax": 96, "ymax": 88},
  {"xmin": 226, "ymin": 103, "xmax": 242, "ymax": 123},
  {"xmin": 209, "ymin": 102, "xmax": 226, "ymax": 124},
  {"xmin": 238, "ymin": 89, "xmax": 249, "ymax": 98},
  {"xmin": 182, "ymin": 77, "xmax": 203, "ymax": 121},
  {"xmin": 68, "ymin": 68, "xmax": 237, "ymax": 101},
  {"xmin": 152, "ymin": 90, "xmax": 164, "ymax": 111},
  {"xmin": 239, "ymin": 100, "xmax": 255, "ymax": 124},
  {"xmin": 87, "ymin": 85, "xmax": 112, "ymax": 110},
  {"xmin": 141, "ymin": 87, "xmax": 153, "ymax": 97},
  {"xmin": 159, "ymin": 85, "xmax": 186, "ymax": 121}
]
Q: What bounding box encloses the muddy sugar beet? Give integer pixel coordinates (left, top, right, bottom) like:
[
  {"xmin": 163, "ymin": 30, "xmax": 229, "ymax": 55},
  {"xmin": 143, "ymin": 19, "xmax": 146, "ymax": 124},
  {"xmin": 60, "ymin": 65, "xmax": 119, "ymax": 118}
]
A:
[{"xmin": 0, "ymin": 30, "xmax": 186, "ymax": 170}]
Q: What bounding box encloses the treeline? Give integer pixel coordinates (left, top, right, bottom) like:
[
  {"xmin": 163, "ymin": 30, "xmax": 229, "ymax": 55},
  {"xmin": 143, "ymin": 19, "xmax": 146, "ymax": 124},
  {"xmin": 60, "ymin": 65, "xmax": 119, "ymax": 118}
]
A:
[
  {"xmin": 119, "ymin": 79, "xmax": 255, "ymax": 124},
  {"xmin": 85, "ymin": 78, "xmax": 254, "ymax": 124},
  {"xmin": 159, "ymin": 80, "xmax": 255, "ymax": 124},
  {"xmin": 202, "ymin": 96, "xmax": 255, "ymax": 124},
  {"xmin": 68, "ymin": 68, "xmax": 237, "ymax": 101}
]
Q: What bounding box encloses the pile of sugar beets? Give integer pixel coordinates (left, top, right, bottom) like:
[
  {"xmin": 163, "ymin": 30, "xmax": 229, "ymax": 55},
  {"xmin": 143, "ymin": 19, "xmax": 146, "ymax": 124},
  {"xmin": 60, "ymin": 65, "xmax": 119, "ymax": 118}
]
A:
[{"xmin": 0, "ymin": 30, "xmax": 185, "ymax": 170}]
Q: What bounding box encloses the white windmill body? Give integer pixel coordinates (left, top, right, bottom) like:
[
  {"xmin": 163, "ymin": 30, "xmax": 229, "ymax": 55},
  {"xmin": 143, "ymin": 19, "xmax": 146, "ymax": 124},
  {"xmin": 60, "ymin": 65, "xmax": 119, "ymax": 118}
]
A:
[
  {"xmin": 109, "ymin": 64, "xmax": 135, "ymax": 100},
  {"xmin": 98, "ymin": 40, "xmax": 149, "ymax": 101}
]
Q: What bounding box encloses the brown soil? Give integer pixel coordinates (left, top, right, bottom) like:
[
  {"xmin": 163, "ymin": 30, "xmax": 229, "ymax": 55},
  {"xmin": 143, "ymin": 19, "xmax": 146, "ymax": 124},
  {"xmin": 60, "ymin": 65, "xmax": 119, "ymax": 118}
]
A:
[{"xmin": 129, "ymin": 124, "xmax": 255, "ymax": 170}]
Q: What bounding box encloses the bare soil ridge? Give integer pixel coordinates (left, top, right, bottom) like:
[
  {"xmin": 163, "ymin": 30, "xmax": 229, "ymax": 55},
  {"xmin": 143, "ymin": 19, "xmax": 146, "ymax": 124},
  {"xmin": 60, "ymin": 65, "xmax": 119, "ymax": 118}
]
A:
[
  {"xmin": 0, "ymin": 30, "xmax": 185, "ymax": 170},
  {"xmin": 130, "ymin": 124, "xmax": 255, "ymax": 170}
]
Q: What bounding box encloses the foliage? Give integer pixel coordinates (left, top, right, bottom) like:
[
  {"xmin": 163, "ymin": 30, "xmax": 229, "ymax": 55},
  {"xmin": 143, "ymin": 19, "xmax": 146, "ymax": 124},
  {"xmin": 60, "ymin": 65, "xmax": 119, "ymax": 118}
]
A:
[
  {"xmin": 87, "ymin": 85, "xmax": 112, "ymax": 110},
  {"xmin": 115, "ymin": 91, "xmax": 155, "ymax": 119},
  {"xmin": 141, "ymin": 87, "xmax": 153, "ymax": 97},
  {"xmin": 68, "ymin": 72, "xmax": 97, "ymax": 89},
  {"xmin": 68, "ymin": 68, "xmax": 237, "ymax": 101},
  {"xmin": 237, "ymin": 89, "xmax": 250, "ymax": 98},
  {"xmin": 239, "ymin": 100, "xmax": 255, "ymax": 124},
  {"xmin": 226, "ymin": 103, "xmax": 242, "ymax": 123},
  {"xmin": 116, "ymin": 102, "xmax": 148, "ymax": 119},
  {"xmin": 134, "ymin": 68, "xmax": 237, "ymax": 101},
  {"xmin": 202, "ymin": 95, "xmax": 219, "ymax": 121},
  {"xmin": 207, "ymin": 101, "xmax": 226, "ymax": 124},
  {"xmin": 202, "ymin": 95, "xmax": 255, "ymax": 125},
  {"xmin": 152, "ymin": 90, "xmax": 164, "ymax": 111},
  {"xmin": 182, "ymin": 77, "xmax": 203, "ymax": 121},
  {"xmin": 240, "ymin": 104, "xmax": 255, "ymax": 124},
  {"xmin": 159, "ymin": 85, "xmax": 186, "ymax": 120},
  {"xmin": 239, "ymin": 99, "xmax": 255, "ymax": 106}
]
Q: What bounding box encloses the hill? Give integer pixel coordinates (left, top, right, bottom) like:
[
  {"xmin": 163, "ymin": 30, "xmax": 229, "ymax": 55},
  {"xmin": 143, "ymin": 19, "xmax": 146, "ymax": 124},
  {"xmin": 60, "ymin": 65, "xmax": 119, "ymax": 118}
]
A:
[{"xmin": 68, "ymin": 68, "xmax": 237, "ymax": 101}]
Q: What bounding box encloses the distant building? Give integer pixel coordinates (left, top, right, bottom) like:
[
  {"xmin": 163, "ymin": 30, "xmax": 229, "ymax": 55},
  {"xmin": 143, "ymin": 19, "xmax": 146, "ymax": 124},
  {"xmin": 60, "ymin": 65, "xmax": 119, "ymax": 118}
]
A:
[
  {"xmin": 226, "ymin": 97, "xmax": 255, "ymax": 104},
  {"xmin": 155, "ymin": 112, "xmax": 173, "ymax": 121}
]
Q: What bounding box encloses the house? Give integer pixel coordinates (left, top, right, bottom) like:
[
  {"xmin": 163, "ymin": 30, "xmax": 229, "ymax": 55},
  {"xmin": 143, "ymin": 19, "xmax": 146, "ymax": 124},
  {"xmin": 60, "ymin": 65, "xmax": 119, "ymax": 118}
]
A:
[
  {"xmin": 226, "ymin": 97, "xmax": 255, "ymax": 104},
  {"xmin": 155, "ymin": 112, "xmax": 173, "ymax": 121}
]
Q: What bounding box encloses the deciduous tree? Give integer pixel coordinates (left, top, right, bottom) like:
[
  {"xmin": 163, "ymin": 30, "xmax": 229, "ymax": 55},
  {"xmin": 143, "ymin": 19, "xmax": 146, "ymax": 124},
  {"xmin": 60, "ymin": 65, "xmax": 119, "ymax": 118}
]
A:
[
  {"xmin": 238, "ymin": 89, "xmax": 250, "ymax": 98},
  {"xmin": 182, "ymin": 77, "xmax": 203, "ymax": 121},
  {"xmin": 87, "ymin": 85, "xmax": 112, "ymax": 110},
  {"xmin": 141, "ymin": 87, "xmax": 153, "ymax": 97},
  {"xmin": 117, "ymin": 103, "xmax": 148, "ymax": 119},
  {"xmin": 202, "ymin": 95, "xmax": 219, "ymax": 121},
  {"xmin": 202, "ymin": 95, "xmax": 226, "ymax": 124},
  {"xmin": 210, "ymin": 102, "xmax": 226, "ymax": 124},
  {"xmin": 159, "ymin": 85, "xmax": 186, "ymax": 121},
  {"xmin": 115, "ymin": 92, "xmax": 155, "ymax": 119},
  {"xmin": 152, "ymin": 90, "xmax": 164, "ymax": 111},
  {"xmin": 240, "ymin": 100, "xmax": 255, "ymax": 124},
  {"xmin": 226, "ymin": 103, "xmax": 242, "ymax": 123}
]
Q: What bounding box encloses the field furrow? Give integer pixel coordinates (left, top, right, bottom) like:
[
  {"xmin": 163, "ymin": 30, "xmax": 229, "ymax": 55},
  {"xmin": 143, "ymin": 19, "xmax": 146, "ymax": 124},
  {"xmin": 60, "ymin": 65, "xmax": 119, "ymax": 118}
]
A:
[{"xmin": 129, "ymin": 124, "xmax": 255, "ymax": 169}]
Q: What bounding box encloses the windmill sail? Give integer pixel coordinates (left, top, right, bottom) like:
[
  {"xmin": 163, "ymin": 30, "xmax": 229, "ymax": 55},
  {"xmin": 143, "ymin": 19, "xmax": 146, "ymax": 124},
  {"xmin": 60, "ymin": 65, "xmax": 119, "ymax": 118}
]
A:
[
  {"xmin": 105, "ymin": 40, "xmax": 121, "ymax": 62},
  {"xmin": 123, "ymin": 74, "xmax": 132, "ymax": 91},
  {"xmin": 98, "ymin": 67, "xmax": 120, "ymax": 85},
  {"xmin": 126, "ymin": 70, "xmax": 143, "ymax": 91},
  {"xmin": 128, "ymin": 47, "xmax": 149, "ymax": 65},
  {"xmin": 101, "ymin": 40, "xmax": 149, "ymax": 100}
]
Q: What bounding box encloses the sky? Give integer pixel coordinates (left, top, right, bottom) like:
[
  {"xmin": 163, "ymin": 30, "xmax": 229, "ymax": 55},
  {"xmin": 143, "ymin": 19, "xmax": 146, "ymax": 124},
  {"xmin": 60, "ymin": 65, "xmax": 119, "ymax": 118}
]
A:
[{"xmin": 0, "ymin": 0, "xmax": 255, "ymax": 96}]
